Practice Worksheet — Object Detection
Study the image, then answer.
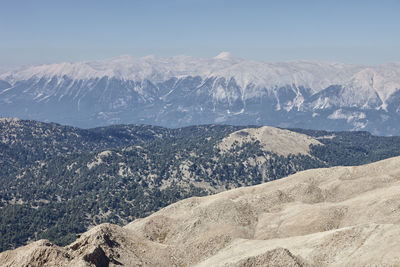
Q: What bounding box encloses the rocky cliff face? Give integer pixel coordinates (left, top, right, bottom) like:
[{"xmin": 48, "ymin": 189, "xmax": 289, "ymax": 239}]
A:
[
  {"xmin": 2, "ymin": 156, "xmax": 400, "ymax": 266},
  {"xmin": 1, "ymin": 55, "xmax": 400, "ymax": 134}
]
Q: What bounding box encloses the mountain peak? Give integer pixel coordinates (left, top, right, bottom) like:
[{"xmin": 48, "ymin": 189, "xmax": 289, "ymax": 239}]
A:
[{"xmin": 214, "ymin": 51, "xmax": 235, "ymax": 60}]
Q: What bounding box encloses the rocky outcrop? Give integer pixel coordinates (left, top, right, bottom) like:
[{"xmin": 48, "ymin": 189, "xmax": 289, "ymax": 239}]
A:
[{"xmin": 232, "ymin": 248, "xmax": 310, "ymax": 267}]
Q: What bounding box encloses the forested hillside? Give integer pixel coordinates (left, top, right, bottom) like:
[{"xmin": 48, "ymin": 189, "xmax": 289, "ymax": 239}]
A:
[{"xmin": 1, "ymin": 119, "xmax": 400, "ymax": 252}]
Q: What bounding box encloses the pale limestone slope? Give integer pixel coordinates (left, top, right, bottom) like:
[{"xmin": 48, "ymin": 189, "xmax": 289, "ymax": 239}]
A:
[
  {"xmin": 218, "ymin": 126, "xmax": 322, "ymax": 156},
  {"xmin": 199, "ymin": 223, "xmax": 400, "ymax": 267},
  {"xmin": 125, "ymin": 156, "xmax": 400, "ymax": 266},
  {"xmin": 1, "ymin": 156, "xmax": 400, "ymax": 266}
]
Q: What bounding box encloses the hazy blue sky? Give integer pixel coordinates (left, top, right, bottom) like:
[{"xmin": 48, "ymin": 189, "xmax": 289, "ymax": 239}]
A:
[{"xmin": 1, "ymin": 0, "xmax": 400, "ymax": 68}]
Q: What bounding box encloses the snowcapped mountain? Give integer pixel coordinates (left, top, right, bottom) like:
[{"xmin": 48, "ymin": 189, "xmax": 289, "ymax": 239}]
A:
[{"xmin": 1, "ymin": 53, "xmax": 400, "ymax": 134}]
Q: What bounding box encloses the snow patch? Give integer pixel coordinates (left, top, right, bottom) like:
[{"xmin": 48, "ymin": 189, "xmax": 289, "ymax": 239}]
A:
[
  {"xmin": 214, "ymin": 51, "xmax": 235, "ymax": 60},
  {"xmin": 328, "ymin": 109, "xmax": 366, "ymax": 122},
  {"xmin": 0, "ymin": 55, "xmax": 387, "ymax": 95}
]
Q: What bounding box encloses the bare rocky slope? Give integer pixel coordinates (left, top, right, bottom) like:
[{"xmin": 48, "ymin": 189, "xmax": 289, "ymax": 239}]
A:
[
  {"xmin": 218, "ymin": 126, "xmax": 322, "ymax": 156},
  {"xmin": 1, "ymin": 156, "xmax": 400, "ymax": 266}
]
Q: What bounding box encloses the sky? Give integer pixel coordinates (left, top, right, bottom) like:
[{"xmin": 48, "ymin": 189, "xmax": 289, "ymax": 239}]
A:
[{"xmin": 1, "ymin": 0, "xmax": 400, "ymax": 69}]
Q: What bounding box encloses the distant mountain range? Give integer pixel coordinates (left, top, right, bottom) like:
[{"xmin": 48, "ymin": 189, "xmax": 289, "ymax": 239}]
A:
[{"xmin": 1, "ymin": 53, "xmax": 400, "ymax": 134}]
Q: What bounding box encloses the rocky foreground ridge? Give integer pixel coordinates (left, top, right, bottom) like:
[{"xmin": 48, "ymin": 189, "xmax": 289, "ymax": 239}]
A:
[{"xmin": 1, "ymin": 156, "xmax": 400, "ymax": 266}]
